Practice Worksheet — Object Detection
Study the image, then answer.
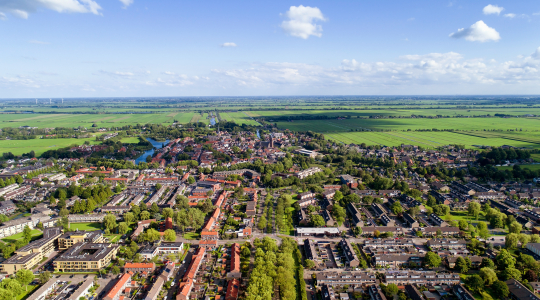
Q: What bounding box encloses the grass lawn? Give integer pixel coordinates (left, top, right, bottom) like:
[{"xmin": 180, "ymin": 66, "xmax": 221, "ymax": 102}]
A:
[
  {"xmin": 184, "ymin": 232, "xmax": 200, "ymax": 240},
  {"xmin": 105, "ymin": 235, "xmax": 122, "ymax": 243},
  {"xmin": 120, "ymin": 137, "xmax": 141, "ymax": 143},
  {"xmin": 69, "ymin": 222, "xmax": 102, "ymax": 231},
  {"xmin": 2, "ymin": 229, "xmax": 42, "ymax": 243},
  {"xmin": 532, "ymin": 154, "xmax": 540, "ymax": 162},
  {"xmin": 447, "ymin": 211, "xmax": 487, "ymax": 226},
  {"xmin": 0, "ymin": 136, "xmax": 100, "ymax": 156},
  {"xmin": 16, "ymin": 284, "xmax": 39, "ymax": 300}
]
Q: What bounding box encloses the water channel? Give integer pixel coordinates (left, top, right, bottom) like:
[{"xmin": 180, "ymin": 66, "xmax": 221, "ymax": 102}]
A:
[{"xmin": 135, "ymin": 137, "xmax": 170, "ymax": 165}]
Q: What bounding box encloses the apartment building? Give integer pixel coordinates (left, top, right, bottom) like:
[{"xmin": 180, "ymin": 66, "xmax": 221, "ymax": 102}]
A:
[
  {"xmin": 227, "ymin": 243, "xmax": 241, "ymax": 278},
  {"xmin": 58, "ymin": 230, "xmax": 104, "ymax": 250},
  {"xmin": 140, "ymin": 242, "xmax": 184, "ymax": 260},
  {"xmin": 294, "ymin": 167, "xmax": 323, "ymax": 179},
  {"xmin": 54, "ymin": 243, "xmax": 119, "ymax": 272},
  {"xmin": 68, "ymin": 276, "xmax": 95, "ymax": 300}
]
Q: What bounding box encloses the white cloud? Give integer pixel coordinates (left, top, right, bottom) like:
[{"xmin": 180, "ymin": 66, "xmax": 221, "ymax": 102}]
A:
[
  {"xmin": 99, "ymin": 70, "xmax": 135, "ymax": 77},
  {"xmin": 163, "ymin": 71, "xmax": 175, "ymax": 75},
  {"xmin": 29, "ymin": 40, "xmax": 49, "ymax": 44},
  {"xmin": 483, "ymin": 4, "xmax": 504, "ymax": 15},
  {"xmin": 504, "ymin": 13, "xmax": 516, "ymax": 18},
  {"xmin": 531, "ymin": 47, "xmax": 540, "ymax": 59},
  {"xmin": 119, "ymin": 0, "xmax": 133, "ymax": 8},
  {"xmin": 0, "ymin": 12, "xmax": 6, "ymax": 20},
  {"xmin": 280, "ymin": 5, "xmax": 326, "ymax": 39},
  {"xmin": 220, "ymin": 42, "xmax": 237, "ymax": 47},
  {"xmin": 0, "ymin": 0, "xmax": 102, "ymax": 19},
  {"xmin": 407, "ymin": 17, "xmax": 415, "ymax": 21},
  {"xmin": 449, "ymin": 20, "xmax": 500, "ymax": 42}
]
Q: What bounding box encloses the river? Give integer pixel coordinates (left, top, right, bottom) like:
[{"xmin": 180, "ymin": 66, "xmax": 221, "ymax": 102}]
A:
[{"xmin": 135, "ymin": 137, "xmax": 170, "ymax": 165}]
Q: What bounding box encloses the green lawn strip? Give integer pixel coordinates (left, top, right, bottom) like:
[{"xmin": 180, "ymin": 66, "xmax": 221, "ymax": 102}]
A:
[
  {"xmin": 1, "ymin": 229, "xmax": 42, "ymax": 243},
  {"xmin": 69, "ymin": 222, "xmax": 102, "ymax": 231},
  {"xmin": 183, "ymin": 232, "xmax": 200, "ymax": 240},
  {"xmin": 16, "ymin": 284, "xmax": 39, "ymax": 300},
  {"xmin": 120, "ymin": 137, "xmax": 141, "ymax": 143}
]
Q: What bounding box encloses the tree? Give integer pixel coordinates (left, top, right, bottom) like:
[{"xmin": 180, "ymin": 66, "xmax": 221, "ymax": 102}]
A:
[
  {"xmin": 304, "ymin": 259, "xmax": 315, "ymax": 269},
  {"xmin": 468, "ymin": 202, "xmax": 481, "ymax": 219},
  {"xmin": 140, "ymin": 210, "xmax": 151, "ymax": 220},
  {"xmin": 495, "ymin": 249, "xmax": 516, "ymax": 270},
  {"xmin": 518, "ymin": 233, "xmax": 531, "ymax": 248},
  {"xmin": 509, "ymin": 221, "xmax": 522, "ymax": 234},
  {"xmin": 334, "ymin": 191, "xmax": 343, "ymax": 202},
  {"xmin": 176, "ymin": 195, "xmax": 190, "ymax": 210},
  {"xmin": 124, "ymin": 212, "xmax": 135, "ymax": 225},
  {"xmin": 477, "ymin": 222, "xmax": 490, "ymax": 240},
  {"xmin": 465, "ymin": 275, "xmax": 484, "ymax": 293},
  {"xmin": 162, "ymin": 208, "xmax": 174, "ymax": 219},
  {"xmin": 424, "ymin": 252, "xmax": 441, "ymax": 268},
  {"xmin": 118, "ymin": 222, "xmax": 129, "ymax": 235},
  {"xmin": 258, "ymin": 216, "xmax": 267, "ymax": 230},
  {"xmin": 187, "ymin": 176, "xmax": 195, "ymax": 184},
  {"xmin": 310, "ymin": 215, "xmax": 326, "ymax": 227},
  {"xmin": 407, "ymin": 206, "xmax": 420, "ymax": 217},
  {"xmin": 15, "ymin": 269, "xmax": 34, "ymax": 290},
  {"xmin": 479, "ymin": 267, "xmax": 498, "ymax": 286},
  {"xmin": 103, "ymin": 214, "xmax": 117, "ymax": 233},
  {"xmin": 491, "ymin": 281, "xmax": 509, "ymax": 299},
  {"xmin": 386, "ymin": 284, "xmax": 399, "ymax": 297},
  {"xmin": 391, "ymin": 201, "xmax": 403, "ymax": 215},
  {"xmin": 164, "ymin": 229, "xmax": 176, "ymax": 242},
  {"xmin": 455, "ymin": 257, "xmax": 469, "ymax": 273},
  {"xmin": 23, "ymin": 225, "xmax": 32, "ymax": 242},
  {"xmin": 531, "ymin": 234, "xmax": 540, "ymax": 243},
  {"xmin": 150, "ymin": 202, "xmax": 160, "ymax": 215},
  {"xmin": 111, "ymin": 266, "xmax": 120, "ymax": 275},
  {"xmin": 433, "ymin": 204, "xmax": 450, "ymax": 216},
  {"xmin": 505, "ymin": 233, "xmax": 519, "ymax": 249},
  {"xmin": 0, "ymin": 289, "xmax": 12, "ymax": 300},
  {"xmin": 59, "ymin": 208, "xmax": 69, "ymax": 217},
  {"xmin": 502, "ymin": 268, "xmax": 521, "ymax": 281},
  {"xmin": 0, "ymin": 278, "xmax": 23, "ymax": 297},
  {"xmin": 481, "ymin": 258, "xmax": 495, "ymax": 269},
  {"xmin": 458, "ymin": 220, "xmax": 469, "ymax": 231},
  {"xmin": 141, "ymin": 228, "xmax": 160, "ymax": 242}
]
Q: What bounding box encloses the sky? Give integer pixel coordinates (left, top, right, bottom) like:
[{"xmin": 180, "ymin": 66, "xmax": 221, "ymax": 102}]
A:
[{"xmin": 1, "ymin": 0, "xmax": 540, "ymax": 98}]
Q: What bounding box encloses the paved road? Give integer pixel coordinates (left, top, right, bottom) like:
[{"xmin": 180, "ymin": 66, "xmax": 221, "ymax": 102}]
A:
[{"xmin": 164, "ymin": 250, "xmax": 194, "ymax": 300}]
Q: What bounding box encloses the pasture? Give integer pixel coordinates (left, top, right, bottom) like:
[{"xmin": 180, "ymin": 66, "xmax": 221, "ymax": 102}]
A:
[
  {"xmin": 220, "ymin": 111, "xmax": 260, "ymax": 126},
  {"xmin": 0, "ymin": 137, "xmax": 100, "ymax": 156}
]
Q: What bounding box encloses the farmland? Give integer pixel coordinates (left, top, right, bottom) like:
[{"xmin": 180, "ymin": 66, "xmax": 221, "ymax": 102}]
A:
[
  {"xmin": 0, "ymin": 112, "xmax": 194, "ymax": 128},
  {"xmin": 0, "ymin": 137, "xmax": 101, "ymax": 156},
  {"xmin": 219, "ymin": 111, "xmax": 260, "ymax": 126}
]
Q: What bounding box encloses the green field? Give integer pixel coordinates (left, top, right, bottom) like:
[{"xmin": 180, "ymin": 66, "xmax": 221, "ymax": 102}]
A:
[
  {"xmin": 2, "ymin": 229, "xmax": 42, "ymax": 243},
  {"xmin": 220, "ymin": 111, "xmax": 260, "ymax": 126},
  {"xmin": 120, "ymin": 137, "xmax": 141, "ymax": 143},
  {"xmin": 69, "ymin": 222, "xmax": 102, "ymax": 231},
  {"xmin": 497, "ymin": 164, "xmax": 540, "ymax": 171},
  {"xmin": 0, "ymin": 137, "xmax": 100, "ymax": 156},
  {"xmin": 0, "ymin": 112, "xmax": 195, "ymax": 128}
]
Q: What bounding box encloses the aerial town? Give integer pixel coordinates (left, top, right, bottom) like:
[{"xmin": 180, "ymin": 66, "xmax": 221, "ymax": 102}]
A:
[{"xmin": 0, "ymin": 124, "xmax": 538, "ymax": 300}]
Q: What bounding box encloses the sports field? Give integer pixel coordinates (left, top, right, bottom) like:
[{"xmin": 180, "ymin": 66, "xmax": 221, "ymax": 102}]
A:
[
  {"xmin": 69, "ymin": 222, "xmax": 102, "ymax": 231},
  {"xmin": 0, "ymin": 137, "xmax": 101, "ymax": 156}
]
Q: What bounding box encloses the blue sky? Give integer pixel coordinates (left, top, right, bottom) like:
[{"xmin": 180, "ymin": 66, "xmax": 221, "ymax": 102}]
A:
[{"xmin": 1, "ymin": 0, "xmax": 540, "ymax": 97}]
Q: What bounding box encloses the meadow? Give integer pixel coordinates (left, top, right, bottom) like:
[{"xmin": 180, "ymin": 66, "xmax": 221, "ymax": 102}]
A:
[
  {"xmin": 220, "ymin": 111, "xmax": 260, "ymax": 126},
  {"xmin": 0, "ymin": 137, "xmax": 101, "ymax": 156}
]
